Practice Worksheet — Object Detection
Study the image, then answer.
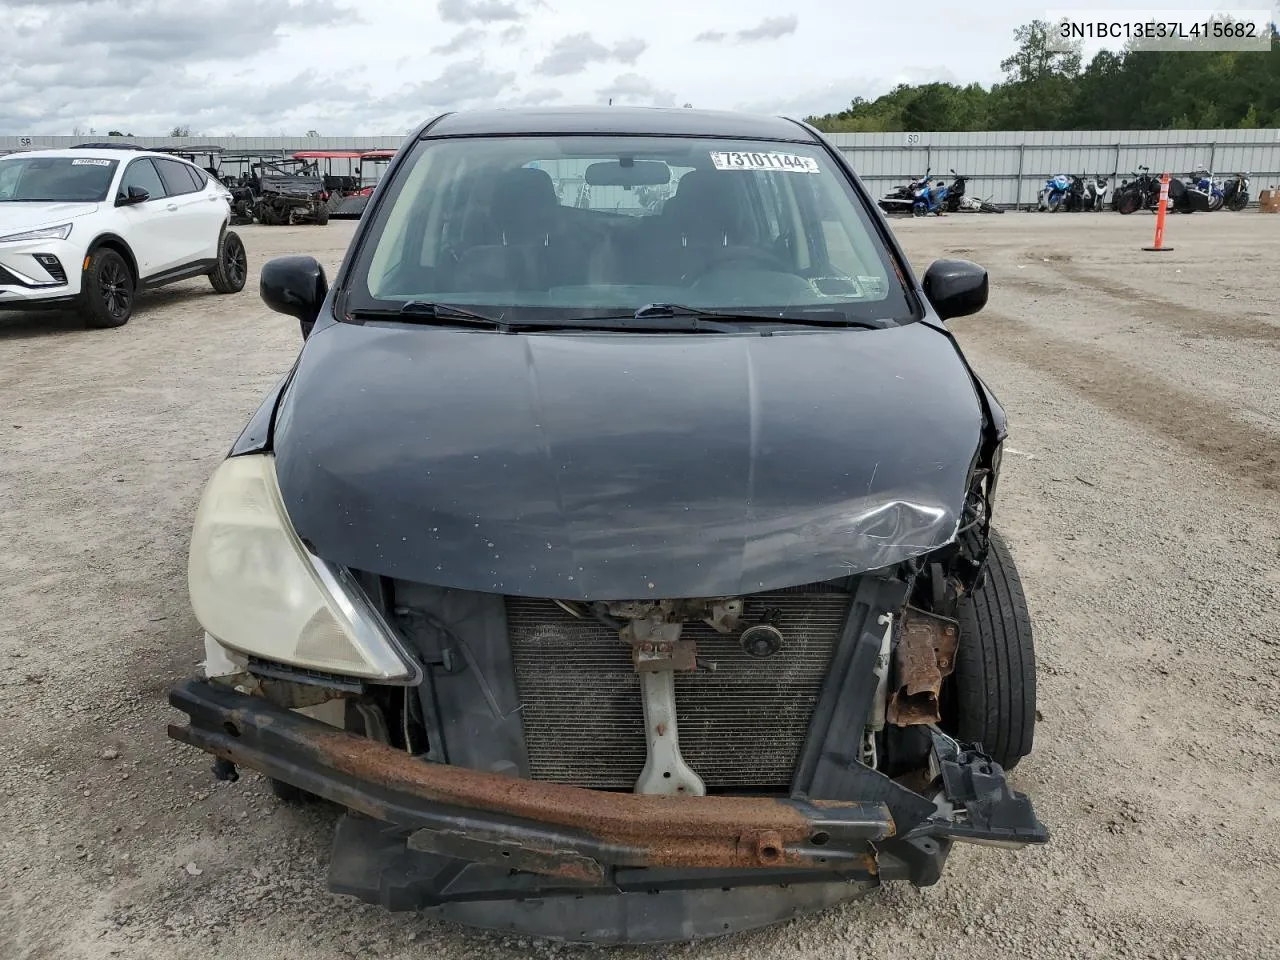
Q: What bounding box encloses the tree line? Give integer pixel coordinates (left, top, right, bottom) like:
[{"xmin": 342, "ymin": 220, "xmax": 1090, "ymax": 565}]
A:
[{"xmin": 807, "ymin": 20, "xmax": 1280, "ymax": 132}]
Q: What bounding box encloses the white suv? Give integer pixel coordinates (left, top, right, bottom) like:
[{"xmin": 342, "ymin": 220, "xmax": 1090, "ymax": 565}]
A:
[{"xmin": 0, "ymin": 145, "xmax": 248, "ymax": 328}]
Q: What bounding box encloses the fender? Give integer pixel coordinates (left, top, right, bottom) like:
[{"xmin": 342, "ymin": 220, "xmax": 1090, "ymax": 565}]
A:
[
  {"xmin": 228, "ymin": 365, "xmax": 298, "ymax": 457},
  {"xmin": 85, "ymin": 231, "xmax": 139, "ymax": 282}
]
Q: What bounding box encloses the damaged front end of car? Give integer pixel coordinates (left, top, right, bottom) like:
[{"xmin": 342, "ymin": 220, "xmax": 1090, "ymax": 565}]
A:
[{"xmin": 167, "ymin": 421, "xmax": 1046, "ymax": 944}]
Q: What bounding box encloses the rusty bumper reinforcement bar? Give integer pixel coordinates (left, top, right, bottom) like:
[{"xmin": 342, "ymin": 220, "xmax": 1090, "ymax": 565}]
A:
[{"xmin": 168, "ymin": 679, "xmax": 894, "ymax": 884}]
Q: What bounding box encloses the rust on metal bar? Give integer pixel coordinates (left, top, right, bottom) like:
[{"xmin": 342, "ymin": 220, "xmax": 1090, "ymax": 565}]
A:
[
  {"xmin": 886, "ymin": 607, "xmax": 959, "ymax": 726},
  {"xmin": 307, "ymin": 724, "xmax": 879, "ymax": 869},
  {"xmin": 169, "ymin": 680, "xmax": 893, "ymax": 880}
]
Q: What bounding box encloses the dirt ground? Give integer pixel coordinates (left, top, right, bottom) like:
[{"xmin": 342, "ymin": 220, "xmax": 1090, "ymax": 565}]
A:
[{"xmin": 2, "ymin": 209, "xmax": 1278, "ymax": 960}]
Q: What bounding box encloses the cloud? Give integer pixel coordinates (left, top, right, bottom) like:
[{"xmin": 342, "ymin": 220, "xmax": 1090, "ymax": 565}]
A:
[
  {"xmin": 516, "ymin": 87, "xmax": 564, "ymax": 105},
  {"xmin": 694, "ymin": 30, "xmax": 726, "ymax": 43},
  {"xmin": 535, "ymin": 32, "xmax": 647, "ymax": 76},
  {"xmin": 0, "ymin": 0, "xmax": 364, "ymax": 134},
  {"xmin": 735, "ymin": 68, "xmax": 960, "ymax": 118},
  {"xmin": 46, "ymin": 0, "xmax": 360, "ymax": 62},
  {"xmin": 433, "ymin": 26, "xmax": 485, "ymax": 55},
  {"xmin": 417, "ymin": 58, "xmax": 517, "ymax": 105},
  {"xmin": 499, "ymin": 23, "xmax": 526, "ymax": 42},
  {"xmin": 597, "ymin": 72, "xmax": 674, "ymax": 107},
  {"xmin": 611, "ymin": 38, "xmax": 647, "ymax": 64},
  {"xmin": 437, "ymin": 0, "xmax": 522, "ymax": 24},
  {"xmin": 736, "ymin": 15, "xmax": 798, "ymax": 42}
]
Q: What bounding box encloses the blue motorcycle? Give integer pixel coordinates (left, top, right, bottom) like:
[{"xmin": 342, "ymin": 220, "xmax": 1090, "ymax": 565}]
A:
[
  {"xmin": 1038, "ymin": 174, "xmax": 1072, "ymax": 212},
  {"xmin": 911, "ymin": 175, "xmax": 949, "ymax": 216},
  {"xmin": 1189, "ymin": 169, "xmax": 1224, "ymax": 211}
]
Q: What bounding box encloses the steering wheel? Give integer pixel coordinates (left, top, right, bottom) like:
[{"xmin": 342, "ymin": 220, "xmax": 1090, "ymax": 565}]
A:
[{"xmin": 683, "ymin": 247, "xmax": 793, "ymax": 283}]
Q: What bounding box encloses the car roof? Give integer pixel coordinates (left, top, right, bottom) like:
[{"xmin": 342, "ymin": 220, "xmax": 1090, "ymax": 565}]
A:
[
  {"xmin": 1, "ymin": 147, "xmax": 197, "ymax": 163},
  {"xmin": 422, "ymin": 106, "xmax": 817, "ymax": 142}
]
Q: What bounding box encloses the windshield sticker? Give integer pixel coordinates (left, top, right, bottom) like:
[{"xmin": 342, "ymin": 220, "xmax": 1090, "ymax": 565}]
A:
[
  {"xmin": 71, "ymin": 158, "xmax": 112, "ymax": 166},
  {"xmin": 709, "ymin": 151, "xmax": 819, "ymax": 173}
]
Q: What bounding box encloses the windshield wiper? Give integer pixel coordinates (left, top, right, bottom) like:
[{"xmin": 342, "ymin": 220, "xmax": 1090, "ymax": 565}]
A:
[
  {"xmin": 344, "ymin": 301, "xmax": 887, "ymax": 335},
  {"xmin": 631, "ymin": 303, "xmax": 888, "ymax": 330},
  {"xmin": 347, "ymin": 301, "xmax": 512, "ymax": 331},
  {"xmin": 347, "ymin": 301, "xmax": 735, "ymax": 334}
]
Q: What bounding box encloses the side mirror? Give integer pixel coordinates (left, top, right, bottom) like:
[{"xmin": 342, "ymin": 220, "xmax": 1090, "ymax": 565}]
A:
[
  {"xmin": 117, "ymin": 185, "xmax": 149, "ymax": 206},
  {"xmin": 923, "ymin": 258, "xmax": 988, "ymax": 321},
  {"xmin": 260, "ymin": 255, "xmax": 327, "ymax": 338}
]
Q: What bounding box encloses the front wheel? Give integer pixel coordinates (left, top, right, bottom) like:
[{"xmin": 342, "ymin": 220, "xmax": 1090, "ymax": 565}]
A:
[
  {"xmin": 208, "ymin": 230, "xmax": 247, "ymax": 294},
  {"xmin": 1227, "ymin": 192, "xmax": 1249, "ymax": 212},
  {"xmin": 313, "ymin": 202, "xmax": 330, "ymax": 226},
  {"xmin": 1117, "ymin": 192, "xmax": 1140, "ymax": 215},
  {"xmin": 944, "ymin": 528, "xmax": 1037, "ymax": 770},
  {"xmin": 79, "ymin": 247, "xmax": 135, "ymax": 329}
]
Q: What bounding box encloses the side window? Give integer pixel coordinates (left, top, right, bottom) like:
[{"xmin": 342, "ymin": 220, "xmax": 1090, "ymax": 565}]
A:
[
  {"xmin": 186, "ymin": 164, "xmax": 208, "ymax": 190},
  {"xmin": 155, "ymin": 158, "xmax": 198, "ymax": 196},
  {"xmin": 119, "ymin": 159, "xmax": 167, "ymax": 202}
]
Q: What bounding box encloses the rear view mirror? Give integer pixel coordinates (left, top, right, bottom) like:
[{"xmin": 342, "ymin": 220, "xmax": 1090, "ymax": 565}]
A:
[
  {"xmin": 260, "ymin": 255, "xmax": 327, "ymax": 338},
  {"xmin": 585, "ymin": 160, "xmax": 671, "ymax": 187},
  {"xmin": 923, "ymin": 258, "xmax": 988, "ymax": 321}
]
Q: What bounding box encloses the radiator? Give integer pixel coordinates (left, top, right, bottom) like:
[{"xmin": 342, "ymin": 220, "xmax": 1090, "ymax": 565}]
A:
[{"xmin": 506, "ymin": 586, "xmax": 849, "ymax": 791}]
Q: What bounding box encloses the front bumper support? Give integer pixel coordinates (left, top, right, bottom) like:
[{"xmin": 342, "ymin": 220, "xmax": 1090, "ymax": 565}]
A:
[
  {"xmin": 168, "ymin": 679, "xmax": 895, "ymax": 884},
  {"xmin": 168, "ymin": 679, "xmax": 1046, "ymax": 941}
]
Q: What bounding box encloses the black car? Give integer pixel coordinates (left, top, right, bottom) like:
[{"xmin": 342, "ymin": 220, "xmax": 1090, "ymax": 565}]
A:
[{"xmin": 169, "ymin": 106, "xmax": 1046, "ymax": 945}]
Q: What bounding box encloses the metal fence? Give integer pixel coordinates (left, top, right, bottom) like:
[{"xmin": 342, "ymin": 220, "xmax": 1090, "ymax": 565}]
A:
[
  {"xmin": 826, "ymin": 129, "xmax": 1280, "ymax": 208},
  {"xmin": 3, "ymin": 128, "xmax": 1278, "ymax": 208}
]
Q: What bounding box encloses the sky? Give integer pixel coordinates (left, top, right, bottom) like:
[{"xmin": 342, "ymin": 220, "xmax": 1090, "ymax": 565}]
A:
[{"xmin": 0, "ymin": 0, "xmax": 1270, "ymax": 136}]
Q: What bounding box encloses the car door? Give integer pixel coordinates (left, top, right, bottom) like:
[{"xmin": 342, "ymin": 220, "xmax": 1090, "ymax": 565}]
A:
[
  {"xmin": 114, "ymin": 158, "xmax": 176, "ymax": 278},
  {"xmin": 177, "ymin": 163, "xmax": 231, "ymax": 260},
  {"xmin": 153, "ymin": 158, "xmax": 212, "ymax": 267}
]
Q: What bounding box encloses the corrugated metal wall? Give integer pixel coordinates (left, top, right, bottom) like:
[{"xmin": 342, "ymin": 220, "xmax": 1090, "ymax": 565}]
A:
[
  {"xmin": 3, "ymin": 129, "xmax": 1278, "ymax": 208},
  {"xmin": 826, "ymin": 129, "xmax": 1280, "ymax": 208}
]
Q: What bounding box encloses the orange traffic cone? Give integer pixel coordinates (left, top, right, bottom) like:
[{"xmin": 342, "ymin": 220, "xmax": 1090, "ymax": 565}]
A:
[{"xmin": 1143, "ymin": 172, "xmax": 1174, "ymax": 252}]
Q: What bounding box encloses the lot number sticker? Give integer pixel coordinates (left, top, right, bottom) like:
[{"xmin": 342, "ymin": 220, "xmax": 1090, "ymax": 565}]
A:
[
  {"xmin": 72, "ymin": 158, "xmax": 112, "ymax": 166},
  {"xmin": 710, "ymin": 151, "xmax": 819, "ymax": 173}
]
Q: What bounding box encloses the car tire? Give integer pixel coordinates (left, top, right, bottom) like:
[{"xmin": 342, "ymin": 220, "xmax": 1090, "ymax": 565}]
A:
[
  {"xmin": 208, "ymin": 230, "xmax": 248, "ymax": 294},
  {"xmin": 314, "ymin": 202, "xmax": 330, "ymax": 226},
  {"xmin": 79, "ymin": 247, "xmax": 135, "ymax": 329},
  {"xmin": 947, "ymin": 528, "xmax": 1037, "ymax": 770}
]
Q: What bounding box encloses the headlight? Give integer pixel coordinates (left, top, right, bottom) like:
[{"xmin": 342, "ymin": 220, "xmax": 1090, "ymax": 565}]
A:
[
  {"xmin": 187, "ymin": 454, "xmax": 416, "ymax": 681},
  {"xmin": 0, "ymin": 223, "xmax": 72, "ymax": 243}
]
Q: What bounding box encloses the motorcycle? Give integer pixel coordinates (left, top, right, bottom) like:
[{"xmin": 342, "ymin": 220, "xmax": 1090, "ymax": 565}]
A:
[
  {"xmin": 1038, "ymin": 174, "xmax": 1072, "ymax": 212},
  {"xmin": 1062, "ymin": 174, "xmax": 1088, "ymax": 212},
  {"xmin": 1090, "ymin": 179, "xmax": 1111, "ymax": 213},
  {"xmin": 1188, "ymin": 169, "xmax": 1224, "ymax": 211},
  {"xmin": 911, "ymin": 175, "xmax": 949, "ymax": 216},
  {"xmin": 1222, "ymin": 172, "xmax": 1250, "ymax": 211},
  {"xmin": 878, "ymin": 169, "xmax": 933, "ymax": 215},
  {"xmin": 942, "ymin": 171, "xmax": 1004, "ymax": 213},
  {"xmin": 1114, "ymin": 166, "xmax": 1162, "ymax": 215},
  {"xmin": 1080, "ymin": 174, "xmax": 1109, "ymax": 211}
]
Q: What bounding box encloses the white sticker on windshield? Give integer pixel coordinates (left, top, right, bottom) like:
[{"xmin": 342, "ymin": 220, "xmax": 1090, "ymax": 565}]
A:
[
  {"xmin": 71, "ymin": 158, "xmax": 112, "ymax": 166},
  {"xmin": 709, "ymin": 151, "xmax": 819, "ymax": 173}
]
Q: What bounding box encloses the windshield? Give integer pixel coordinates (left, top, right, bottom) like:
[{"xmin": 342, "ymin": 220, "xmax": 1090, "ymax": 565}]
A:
[
  {"xmin": 348, "ymin": 135, "xmax": 914, "ymax": 326},
  {"xmin": 0, "ymin": 156, "xmax": 119, "ymax": 202}
]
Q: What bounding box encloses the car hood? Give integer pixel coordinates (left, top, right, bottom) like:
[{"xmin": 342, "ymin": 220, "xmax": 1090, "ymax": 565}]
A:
[
  {"xmin": 272, "ymin": 320, "xmax": 986, "ymax": 600},
  {"xmin": 0, "ymin": 202, "xmax": 100, "ymax": 233}
]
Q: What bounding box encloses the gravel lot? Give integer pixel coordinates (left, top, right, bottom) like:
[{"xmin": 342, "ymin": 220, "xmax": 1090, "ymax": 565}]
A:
[{"xmin": 2, "ymin": 210, "xmax": 1278, "ymax": 960}]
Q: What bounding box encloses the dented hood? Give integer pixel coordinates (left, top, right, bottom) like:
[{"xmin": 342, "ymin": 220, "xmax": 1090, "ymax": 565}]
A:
[{"xmin": 271, "ymin": 320, "xmax": 985, "ymax": 600}]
